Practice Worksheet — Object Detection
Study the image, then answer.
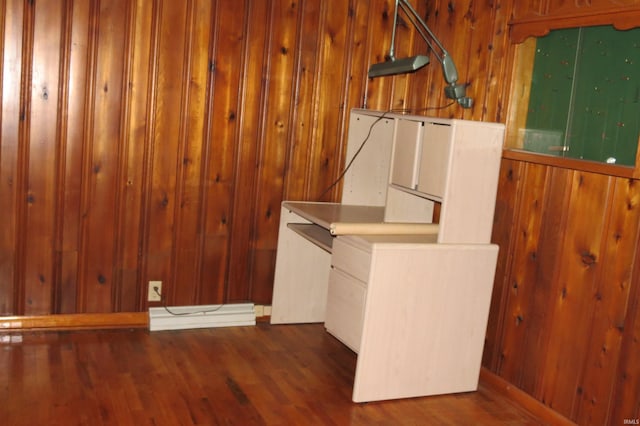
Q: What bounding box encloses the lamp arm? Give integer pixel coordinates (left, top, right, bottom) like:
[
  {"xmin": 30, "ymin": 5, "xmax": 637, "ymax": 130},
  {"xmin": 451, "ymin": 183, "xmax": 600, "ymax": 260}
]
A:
[
  {"xmin": 397, "ymin": 0, "xmax": 460, "ymax": 85},
  {"xmin": 387, "ymin": 0, "xmax": 401, "ymax": 61}
]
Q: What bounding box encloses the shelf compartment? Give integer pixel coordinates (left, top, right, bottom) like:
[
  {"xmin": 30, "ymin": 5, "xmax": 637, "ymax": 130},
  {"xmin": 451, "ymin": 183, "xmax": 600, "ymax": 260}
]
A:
[{"xmin": 287, "ymin": 223, "xmax": 333, "ymax": 253}]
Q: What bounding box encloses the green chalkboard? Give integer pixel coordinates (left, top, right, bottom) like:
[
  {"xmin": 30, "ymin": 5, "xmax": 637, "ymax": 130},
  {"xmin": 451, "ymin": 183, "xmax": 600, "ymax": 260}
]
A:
[{"xmin": 525, "ymin": 26, "xmax": 640, "ymax": 166}]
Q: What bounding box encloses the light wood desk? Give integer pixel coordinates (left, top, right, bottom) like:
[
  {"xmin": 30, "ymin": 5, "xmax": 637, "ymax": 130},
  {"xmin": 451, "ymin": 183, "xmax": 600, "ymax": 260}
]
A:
[{"xmin": 270, "ymin": 109, "xmax": 505, "ymax": 402}]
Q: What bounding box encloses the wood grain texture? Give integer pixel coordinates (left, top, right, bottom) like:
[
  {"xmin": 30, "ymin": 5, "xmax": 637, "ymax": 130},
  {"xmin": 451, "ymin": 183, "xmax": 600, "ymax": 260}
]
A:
[
  {"xmin": 0, "ymin": 324, "xmax": 547, "ymax": 425},
  {"xmin": 488, "ymin": 159, "xmax": 640, "ymax": 424},
  {"xmin": 492, "ymin": 3, "xmax": 640, "ymax": 424},
  {"xmin": 24, "ymin": 0, "xmax": 62, "ymax": 315},
  {"xmin": 1, "ymin": 0, "xmax": 640, "ymax": 423},
  {"xmin": 0, "ymin": 312, "xmax": 147, "ymax": 330},
  {"xmin": 510, "ymin": 0, "xmax": 640, "ymax": 42},
  {"xmin": 0, "ymin": 0, "xmax": 25, "ymax": 315},
  {"xmin": 0, "ymin": 1, "xmax": 362, "ymax": 311},
  {"xmin": 1, "ymin": 0, "xmax": 503, "ymax": 314}
]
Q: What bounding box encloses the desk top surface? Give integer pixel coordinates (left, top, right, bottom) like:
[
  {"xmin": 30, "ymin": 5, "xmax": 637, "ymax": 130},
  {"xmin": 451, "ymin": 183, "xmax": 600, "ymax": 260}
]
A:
[{"xmin": 282, "ymin": 201, "xmax": 440, "ymax": 237}]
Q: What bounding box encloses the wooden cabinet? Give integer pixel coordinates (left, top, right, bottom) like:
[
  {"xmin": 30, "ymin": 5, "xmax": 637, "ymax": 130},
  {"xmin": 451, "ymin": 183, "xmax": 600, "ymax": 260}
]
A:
[
  {"xmin": 326, "ymin": 234, "xmax": 499, "ymax": 402},
  {"xmin": 389, "ymin": 119, "xmax": 423, "ymax": 191}
]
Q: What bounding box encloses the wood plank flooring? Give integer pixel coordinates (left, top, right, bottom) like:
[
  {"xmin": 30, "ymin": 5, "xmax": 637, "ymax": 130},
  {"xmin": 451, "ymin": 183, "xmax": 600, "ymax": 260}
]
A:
[{"xmin": 0, "ymin": 323, "xmax": 546, "ymax": 425}]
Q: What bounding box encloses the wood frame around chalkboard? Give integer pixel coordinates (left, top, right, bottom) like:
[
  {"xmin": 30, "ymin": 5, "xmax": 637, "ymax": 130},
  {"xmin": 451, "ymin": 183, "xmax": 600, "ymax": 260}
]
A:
[{"xmin": 504, "ymin": 2, "xmax": 640, "ymax": 179}]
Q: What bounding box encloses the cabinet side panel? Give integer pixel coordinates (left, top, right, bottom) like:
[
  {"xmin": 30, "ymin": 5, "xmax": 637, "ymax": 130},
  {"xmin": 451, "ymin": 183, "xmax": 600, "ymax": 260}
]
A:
[
  {"xmin": 417, "ymin": 123, "xmax": 453, "ymax": 199},
  {"xmin": 390, "ymin": 119, "xmax": 423, "ymax": 190},
  {"xmin": 341, "ymin": 111, "xmax": 395, "ymax": 206},
  {"xmin": 353, "ymin": 244, "xmax": 499, "ymax": 402},
  {"xmin": 270, "ymin": 206, "xmax": 330, "ymax": 323},
  {"xmin": 438, "ymin": 123, "xmax": 505, "ymax": 244}
]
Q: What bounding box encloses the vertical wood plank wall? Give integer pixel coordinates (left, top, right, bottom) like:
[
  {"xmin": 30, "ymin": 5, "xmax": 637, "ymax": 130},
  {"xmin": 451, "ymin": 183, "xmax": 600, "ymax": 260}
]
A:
[
  {"xmin": 486, "ymin": 160, "xmax": 640, "ymax": 424},
  {"xmin": 0, "ymin": 0, "xmax": 639, "ymax": 423},
  {"xmin": 0, "ymin": 0, "xmax": 396, "ymax": 313},
  {"xmin": 483, "ymin": 2, "xmax": 640, "ymax": 424},
  {"xmin": 0, "ymin": 0, "xmax": 498, "ymax": 313}
]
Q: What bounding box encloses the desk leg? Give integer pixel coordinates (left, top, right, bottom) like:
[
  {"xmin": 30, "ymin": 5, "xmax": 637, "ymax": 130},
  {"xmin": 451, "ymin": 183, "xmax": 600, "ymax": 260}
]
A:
[
  {"xmin": 352, "ymin": 244, "xmax": 499, "ymax": 402},
  {"xmin": 270, "ymin": 207, "xmax": 331, "ymax": 324}
]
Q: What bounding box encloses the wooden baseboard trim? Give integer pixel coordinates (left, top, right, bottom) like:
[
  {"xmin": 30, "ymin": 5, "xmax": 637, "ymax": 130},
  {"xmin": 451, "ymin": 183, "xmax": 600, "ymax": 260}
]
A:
[
  {"xmin": 0, "ymin": 312, "xmax": 148, "ymax": 332},
  {"xmin": 479, "ymin": 368, "xmax": 576, "ymax": 425}
]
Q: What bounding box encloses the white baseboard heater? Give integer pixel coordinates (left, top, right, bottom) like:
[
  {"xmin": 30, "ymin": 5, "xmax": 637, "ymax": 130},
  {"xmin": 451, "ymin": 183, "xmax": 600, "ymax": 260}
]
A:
[{"xmin": 149, "ymin": 303, "xmax": 256, "ymax": 331}]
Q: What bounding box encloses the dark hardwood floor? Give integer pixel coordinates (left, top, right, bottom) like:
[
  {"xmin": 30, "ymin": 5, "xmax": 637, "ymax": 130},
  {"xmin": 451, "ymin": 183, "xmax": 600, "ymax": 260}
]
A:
[{"xmin": 0, "ymin": 323, "xmax": 546, "ymax": 425}]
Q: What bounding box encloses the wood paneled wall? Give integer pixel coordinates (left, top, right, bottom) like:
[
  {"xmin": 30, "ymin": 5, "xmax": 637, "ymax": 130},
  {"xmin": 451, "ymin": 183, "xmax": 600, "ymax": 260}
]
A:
[
  {"xmin": 486, "ymin": 159, "xmax": 640, "ymax": 424},
  {"xmin": 483, "ymin": 1, "xmax": 640, "ymax": 424},
  {"xmin": 1, "ymin": 0, "xmax": 638, "ymax": 423},
  {"xmin": 0, "ymin": 0, "xmax": 505, "ymax": 315}
]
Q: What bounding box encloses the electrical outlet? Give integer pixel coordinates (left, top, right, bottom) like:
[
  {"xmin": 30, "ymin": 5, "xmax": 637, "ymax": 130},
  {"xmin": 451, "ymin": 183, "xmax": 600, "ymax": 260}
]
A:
[{"xmin": 148, "ymin": 281, "xmax": 162, "ymax": 302}]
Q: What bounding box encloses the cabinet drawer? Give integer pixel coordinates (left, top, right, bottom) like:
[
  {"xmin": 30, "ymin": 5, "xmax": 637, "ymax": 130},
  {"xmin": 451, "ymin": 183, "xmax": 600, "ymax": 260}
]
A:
[
  {"xmin": 324, "ymin": 268, "xmax": 366, "ymax": 353},
  {"xmin": 331, "ymin": 237, "xmax": 372, "ymax": 282}
]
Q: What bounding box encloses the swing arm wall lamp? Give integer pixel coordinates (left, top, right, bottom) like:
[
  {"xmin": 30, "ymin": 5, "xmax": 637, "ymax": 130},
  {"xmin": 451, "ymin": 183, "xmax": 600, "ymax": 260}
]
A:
[{"xmin": 368, "ymin": 0, "xmax": 473, "ymax": 108}]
